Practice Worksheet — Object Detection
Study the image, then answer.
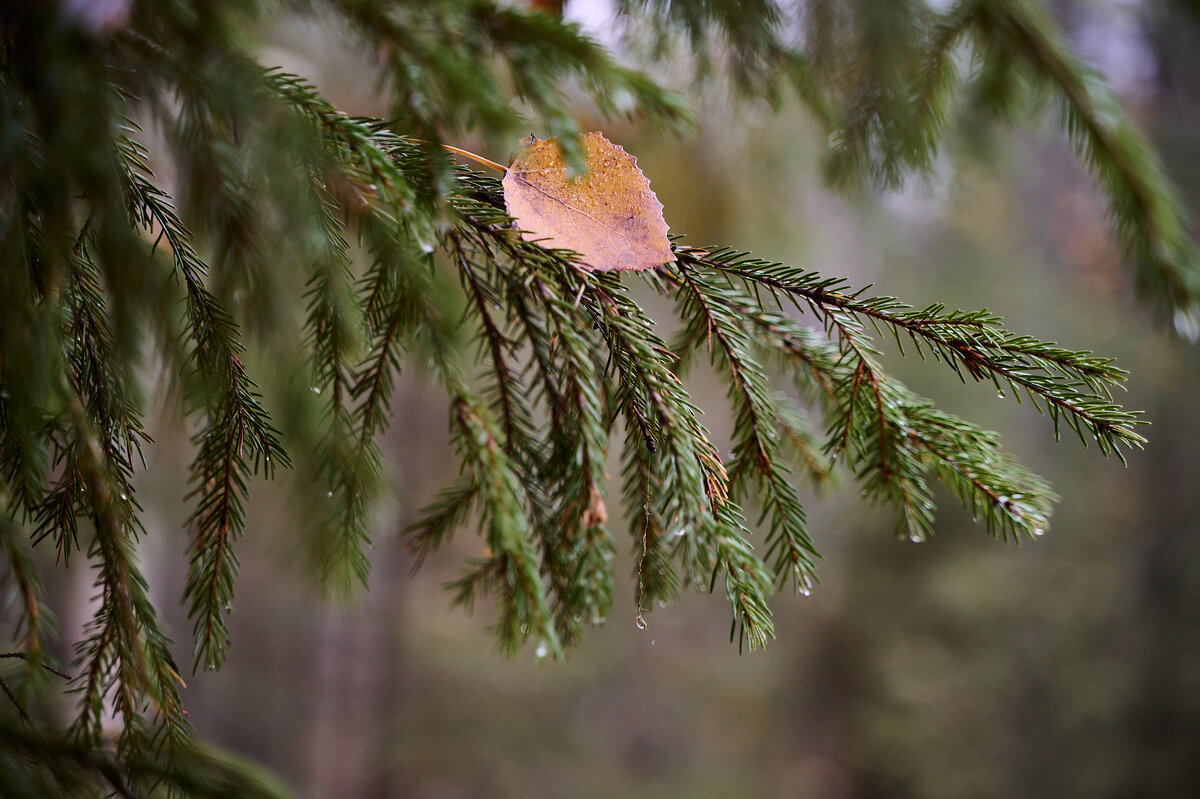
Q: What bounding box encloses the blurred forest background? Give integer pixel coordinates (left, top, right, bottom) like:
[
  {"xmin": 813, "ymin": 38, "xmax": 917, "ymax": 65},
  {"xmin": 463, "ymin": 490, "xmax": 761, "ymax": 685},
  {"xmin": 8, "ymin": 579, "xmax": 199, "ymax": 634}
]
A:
[{"xmin": 22, "ymin": 1, "xmax": 1200, "ymax": 797}]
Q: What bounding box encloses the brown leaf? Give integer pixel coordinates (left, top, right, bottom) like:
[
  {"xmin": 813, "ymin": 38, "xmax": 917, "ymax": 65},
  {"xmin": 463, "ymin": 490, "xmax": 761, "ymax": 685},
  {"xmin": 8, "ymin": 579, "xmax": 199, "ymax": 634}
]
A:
[{"xmin": 502, "ymin": 132, "xmax": 675, "ymax": 272}]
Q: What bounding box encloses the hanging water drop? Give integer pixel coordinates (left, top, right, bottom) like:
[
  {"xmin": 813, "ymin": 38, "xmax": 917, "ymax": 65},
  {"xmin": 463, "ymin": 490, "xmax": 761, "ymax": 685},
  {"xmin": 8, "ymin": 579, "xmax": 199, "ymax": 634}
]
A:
[
  {"xmin": 1173, "ymin": 309, "xmax": 1200, "ymax": 342},
  {"xmin": 635, "ymin": 614, "xmax": 647, "ymax": 630},
  {"xmin": 535, "ymin": 641, "xmax": 548, "ymax": 659},
  {"xmin": 1031, "ymin": 527, "xmax": 1045, "ymax": 537},
  {"xmin": 311, "ymin": 386, "xmax": 322, "ymax": 394}
]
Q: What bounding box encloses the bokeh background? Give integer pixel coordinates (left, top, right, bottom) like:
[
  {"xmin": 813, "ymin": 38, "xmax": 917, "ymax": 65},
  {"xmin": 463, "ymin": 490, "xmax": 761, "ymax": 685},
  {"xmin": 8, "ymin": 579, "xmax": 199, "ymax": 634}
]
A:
[{"xmin": 32, "ymin": 1, "xmax": 1200, "ymax": 796}]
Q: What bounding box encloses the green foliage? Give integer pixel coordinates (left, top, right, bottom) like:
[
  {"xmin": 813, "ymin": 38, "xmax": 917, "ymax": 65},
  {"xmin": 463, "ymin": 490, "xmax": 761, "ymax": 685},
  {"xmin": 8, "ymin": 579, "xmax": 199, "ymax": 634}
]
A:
[{"xmin": 0, "ymin": 0, "xmax": 1188, "ymax": 795}]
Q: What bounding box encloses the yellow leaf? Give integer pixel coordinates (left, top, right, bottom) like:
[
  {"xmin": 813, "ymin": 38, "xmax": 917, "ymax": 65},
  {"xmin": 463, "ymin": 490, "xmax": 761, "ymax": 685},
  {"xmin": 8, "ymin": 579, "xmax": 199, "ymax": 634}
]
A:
[{"xmin": 502, "ymin": 132, "xmax": 675, "ymax": 272}]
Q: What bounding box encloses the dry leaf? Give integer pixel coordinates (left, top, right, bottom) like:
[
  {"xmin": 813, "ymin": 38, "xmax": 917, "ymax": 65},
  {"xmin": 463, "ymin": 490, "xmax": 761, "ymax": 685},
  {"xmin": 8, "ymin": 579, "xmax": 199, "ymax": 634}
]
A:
[{"xmin": 502, "ymin": 132, "xmax": 675, "ymax": 272}]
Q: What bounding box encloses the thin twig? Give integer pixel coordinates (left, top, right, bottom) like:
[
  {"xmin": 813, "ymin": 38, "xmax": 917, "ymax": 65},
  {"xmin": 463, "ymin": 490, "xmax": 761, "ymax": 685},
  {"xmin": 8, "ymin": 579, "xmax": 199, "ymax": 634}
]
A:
[
  {"xmin": 0, "ymin": 651, "xmax": 71, "ymax": 679},
  {"xmin": 0, "ymin": 674, "xmax": 31, "ymax": 724}
]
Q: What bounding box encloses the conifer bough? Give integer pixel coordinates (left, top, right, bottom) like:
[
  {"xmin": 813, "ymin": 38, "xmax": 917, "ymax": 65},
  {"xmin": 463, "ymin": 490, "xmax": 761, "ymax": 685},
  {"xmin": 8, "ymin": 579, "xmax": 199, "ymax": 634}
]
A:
[{"xmin": 0, "ymin": 0, "xmax": 1186, "ymax": 795}]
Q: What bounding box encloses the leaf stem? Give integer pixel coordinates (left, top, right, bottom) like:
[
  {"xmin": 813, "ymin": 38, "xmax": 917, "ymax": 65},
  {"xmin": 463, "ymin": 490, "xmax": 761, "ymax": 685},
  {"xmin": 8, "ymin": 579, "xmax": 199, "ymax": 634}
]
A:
[{"xmin": 441, "ymin": 143, "xmax": 507, "ymax": 173}]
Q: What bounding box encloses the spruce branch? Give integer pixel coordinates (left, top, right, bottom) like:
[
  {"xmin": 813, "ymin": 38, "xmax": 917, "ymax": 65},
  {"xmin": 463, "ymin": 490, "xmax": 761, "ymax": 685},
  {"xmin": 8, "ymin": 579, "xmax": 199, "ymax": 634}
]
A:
[
  {"xmin": 576, "ymin": 273, "xmax": 776, "ymax": 643},
  {"xmin": 445, "ymin": 215, "xmax": 620, "ymax": 646},
  {"xmin": 623, "ymin": 418, "xmax": 680, "ymax": 625},
  {"xmin": 0, "ymin": 652, "xmax": 71, "ymax": 731},
  {"xmin": 0, "ymin": 514, "xmax": 49, "ymax": 659},
  {"xmin": 499, "ymin": 254, "xmax": 614, "ymax": 645},
  {"xmin": 443, "ymin": 185, "xmax": 688, "ymax": 633},
  {"xmin": 322, "ymin": 0, "xmax": 692, "ymax": 174},
  {"xmin": 0, "ymin": 2, "xmax": 1177, "ymax": 791},
  {"xmin": 0, "ymin": 718, "xmax": 295, "ymax": 799},
  {"xmin": 302, "ymin": 187, "xmax": 375, "ymax": 593},
  {"xmin": 670, "ymin": 262, "xmax": 821, "ymax": 592},
  {"xmin": 966, "ymin": 0, "xmax": 1200, "ymax": 327},
  {"xmin": 119, "ymin": 135, "xmax": 290, "ymax": 673},
  {"xmin": 58, "ymin": 388, "xmax": 188, "ymax": 764},
  {"xmin": 33, "ymin": 236, "xmax": 148, "ymax": 568},
  {"xmin": 445, "ymin": 388, "xmax": 558, "ymax": 657},
  {"xmin": 655, "ymin": 247, "xmax": 1087, "ymax": 541},
  {"xmin": 684, "ymin": 248, "xmax": 1147, "ymax": 458},
  {"xmin": 406, "ymin": 477, "xmax": 481, "ymax": 571},
  {"xmin": 0, "ymin": 201, "xmax": 66, "ymax": 517}
]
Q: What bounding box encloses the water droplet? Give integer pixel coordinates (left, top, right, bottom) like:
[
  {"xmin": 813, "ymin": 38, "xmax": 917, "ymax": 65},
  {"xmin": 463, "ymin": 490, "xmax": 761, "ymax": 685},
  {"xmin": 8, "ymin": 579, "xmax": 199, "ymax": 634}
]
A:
[
  {"xmin": 535, "ymin": 642, "xmax": 548, "ymax": 658},
  {"xmin": 909, "ymin": 533, "xmax": 923, "ymax": 543},
  {"xmin": 673, "ymin": 526, "xmax": 688, "ymax": 538},
  {"xmin": 520, "ymin": 624, "xmax": 528, "ymax": 635},
  {"xmin": 657, "ymin": 600, "xmax": 668, "ymax": 609},
  {"xmin": 997, "ymin": 390, "xmax": 1006, "ymax": 399},
  {"xmin": 326, "ymin": 491, "xmax": 333, "ymax": 498},
  {"xmin": 311, "ymin": 386, "xmax": 322, "ymax": 394},
  {"xmin": 223, "ymin": 603, "xmax": 232, "ymax": 613},
  {"xmin": 1031, "ymin": 527, "xmax": 1045, "ymax": 537},
  {"xmin": 635, "ymin": 614, "xmax": 647, "ymax": 630},
  {"xmin": 1173, "ymin": 309, "xmax": 1200, "ymax": 342},
  {"xmin": 119, "ymin": 492, "xmax": 127, "ymax": 501},
  {"xmin": 419, "ymin": 240, "xmax": 435, "ymax": 254},
  {"xmin": 650, "ymin": 640, "xmax": 656, "ymax": 646}
]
